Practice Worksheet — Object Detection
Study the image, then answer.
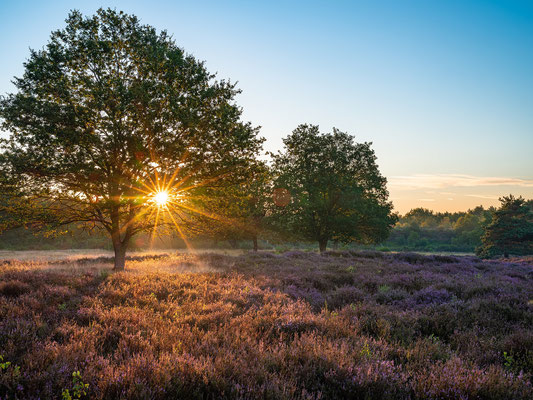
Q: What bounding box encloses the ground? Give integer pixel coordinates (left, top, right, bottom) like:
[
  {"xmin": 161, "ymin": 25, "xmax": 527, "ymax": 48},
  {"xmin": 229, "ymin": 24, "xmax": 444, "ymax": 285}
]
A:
[{"xmin": 0, "ymin": 250, "xmax": 532, "ymax": 399}]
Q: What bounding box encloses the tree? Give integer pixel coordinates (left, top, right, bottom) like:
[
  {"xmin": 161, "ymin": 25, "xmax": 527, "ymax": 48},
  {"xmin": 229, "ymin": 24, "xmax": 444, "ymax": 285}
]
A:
[
  {"xmin": 0, "ymin": 9, "xmax": 263, "ymax": 269},
  {"xmin": 187, "ymin": 162, "xmax": 271, "ymax": 251},
  {"xmin": 270, "ymin": 124, "xmax": 397, "ymax": 252},
  {"xmin": 476, "ymin": 195, "xmax": 533, "ymax": 258},
  {"xmin": 452, "ymin": 210, "xmax": 487, "ymax": 249}
]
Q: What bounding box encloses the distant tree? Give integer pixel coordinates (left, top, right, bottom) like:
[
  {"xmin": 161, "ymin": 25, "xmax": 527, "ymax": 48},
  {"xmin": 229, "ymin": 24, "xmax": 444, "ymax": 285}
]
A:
[
  {"xmin": 270, "ymin": 124, "xmax": 397, "ymax": 252},
  {"xmin": 453, "ymin": 212, "xmax": 485, "ymax": 248},
  {"xmin": 476, "ymin": 195, "xmax": 533, "ymax": 258},
  {"xmin": 384, "ymin": 206, "xmax": 494, "ymax": 253},
  {"xmin": 0, "ymin": 9, "xmax": 263, "ymax": 269}
]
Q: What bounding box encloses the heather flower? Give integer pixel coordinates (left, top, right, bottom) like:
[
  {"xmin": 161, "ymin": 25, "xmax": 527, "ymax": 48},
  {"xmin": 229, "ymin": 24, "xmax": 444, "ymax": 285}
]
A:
[{"xmin": 0, "ymin": 251, "xmax": 531, "ymax": 399}]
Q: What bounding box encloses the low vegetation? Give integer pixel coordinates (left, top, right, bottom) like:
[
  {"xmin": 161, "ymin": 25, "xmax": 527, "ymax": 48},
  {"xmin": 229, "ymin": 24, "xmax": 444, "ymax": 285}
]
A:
[{"xmin": 1, "ymin": 251, "xmax": 532, "ymax": 399}]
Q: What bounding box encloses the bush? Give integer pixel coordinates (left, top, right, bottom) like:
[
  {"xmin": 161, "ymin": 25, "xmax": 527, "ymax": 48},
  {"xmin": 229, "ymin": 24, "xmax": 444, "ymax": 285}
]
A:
[{"xmin": 0, "ymin": 280, "xmax": 31, "ymax": 297}]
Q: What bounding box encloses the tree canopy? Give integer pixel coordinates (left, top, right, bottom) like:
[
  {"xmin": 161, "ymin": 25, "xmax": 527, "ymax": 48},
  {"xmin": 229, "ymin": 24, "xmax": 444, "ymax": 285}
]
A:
[
  {"xmin": 270, "ymin": 124, "xmax": 397, "ymax": 252},
  {"xmin": 476, "ymin": 195, "xmax": 533, "ymax": 258},
  {"xmin": 0, "ymin": 9, "xmax": 263, "ymax": 269},
  {"xmin": 379, "ymin": 206, "xmax": 493, "ymax": 252},
  {"xmin": 186, "ymin": 161, "xmax": 271, "ymax": 251}
]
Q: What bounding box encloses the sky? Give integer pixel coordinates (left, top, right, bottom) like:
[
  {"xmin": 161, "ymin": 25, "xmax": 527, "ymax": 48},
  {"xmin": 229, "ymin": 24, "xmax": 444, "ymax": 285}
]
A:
[{"xmin": 0, "ymin": 0, "xmax": 532, "ymax": 214}]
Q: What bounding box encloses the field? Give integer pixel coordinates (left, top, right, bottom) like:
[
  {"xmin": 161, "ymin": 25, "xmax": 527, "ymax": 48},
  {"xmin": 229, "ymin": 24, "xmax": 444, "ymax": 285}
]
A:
[{"xmin": 1, "ymin": 250, "xmax": 532, "ymax": 399}]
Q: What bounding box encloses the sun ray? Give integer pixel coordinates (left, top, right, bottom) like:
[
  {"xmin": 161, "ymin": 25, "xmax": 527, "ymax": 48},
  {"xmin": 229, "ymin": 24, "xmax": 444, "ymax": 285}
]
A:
[
  {"xmin": 121, "ymin": 154, "xmax": 247, "ymax": 252},
  {"xmin": 130, "ymin": 181, "xmax": 157, "ymax": 196},
  {"xmin": 176, "ymin": 172, "xmax": 231, "ymax": 194},
  {"xmin": 150, "ymin": 206, "xmax": 161, "ymax": 248},
  {"xmin": 175, "ymin": 202, "xmax": 250, "ymax": 231},
  {"xmin": 166, "ymin": 206, "xmax": 194, "ymax": 252},
  {"xmin": 118, "ymin": 204, "xmax": 155, "ymax": 235},
  {"xmin": 162, "ymin": 159, "xmax": 188, "ymax": 192}
]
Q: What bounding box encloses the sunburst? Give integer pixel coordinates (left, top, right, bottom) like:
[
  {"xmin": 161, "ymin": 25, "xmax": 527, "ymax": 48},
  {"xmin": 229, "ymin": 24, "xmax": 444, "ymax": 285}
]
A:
[
  {"xmin": 152, "ymin": 190, "xmax": 170, "ymax": 207},
  {"xmin": 122, "ymin": 160, "xmax": 251, "ymax": 254}
]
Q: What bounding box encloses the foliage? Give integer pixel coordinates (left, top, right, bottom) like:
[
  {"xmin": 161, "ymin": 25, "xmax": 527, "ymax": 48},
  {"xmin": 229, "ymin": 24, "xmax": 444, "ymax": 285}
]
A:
[
  {"xmin": 379, "ymin": 206, "xmax": 493, "ymax": 253},
  {"xmin": 2, "ymin": 199, "xmax": 530, "ymax": 256},
  {"xmin": 476, "ymin": 195, "xmax": 533, "ymax": 258},
  {"xmin": 188, "ymin": 161, "xmax": 272, "ymax": 251},
  {"xmin": 62, "ymin": 371, "xmax": 89, "ymax": 400},
  {"xmin": 270, "ymin": 124, "xmax": 397, "ymax": 252},
  {"xmin": 0, "ymin": 8, "xmax": 263, "ymax": 269},
  {"xmin": 0, "ymin": 225, "xmax": 110, "ymax": 250},
  {"xmin": 0, "ymin": 251, "xmax": 531, "ymax": 398},
  {"xmin": 0, "ymin": 354, "xmax": 21, "ymax": 397}
]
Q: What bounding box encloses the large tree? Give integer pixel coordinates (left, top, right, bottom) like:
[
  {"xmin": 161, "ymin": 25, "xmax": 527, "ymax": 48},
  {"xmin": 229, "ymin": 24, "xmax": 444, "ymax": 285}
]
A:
[
  {"xmin": 0, "ymin": 9, "xmax": 263, "ymax": 269},
  {"xmin": 270, "ymin": 124, "xmax": 397, "ymax": 252},
  {"xmin": 476, "ymin": 195, "xmax": 533, "ymax": 258}
]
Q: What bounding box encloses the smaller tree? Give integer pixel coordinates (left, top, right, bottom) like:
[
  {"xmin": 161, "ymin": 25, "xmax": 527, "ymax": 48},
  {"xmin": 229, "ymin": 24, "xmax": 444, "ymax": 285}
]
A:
[
  {"xmin": 476, "ymin": 195, "xmax": 533, "ymax": 258},
  {"xmin": 270, "ymin": 124, "xmax": 397, "ymax": 252},
  {"xmin": 452, "ymin": 210, "xmax": 487, "ymax": 249},
  {"xmin": 187, "ymin": 163, "xmax": 271, "ymax": 251}
]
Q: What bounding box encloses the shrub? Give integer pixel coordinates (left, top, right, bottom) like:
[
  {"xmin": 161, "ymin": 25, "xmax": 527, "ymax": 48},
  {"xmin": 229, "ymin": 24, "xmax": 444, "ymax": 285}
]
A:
[
  {"xmin": 0, "ymin": 280, "xmax": 31, "ymax": 297},
  {"xmin": 327, "ymin": 286, "xmax": 365, "ymax": 309}
]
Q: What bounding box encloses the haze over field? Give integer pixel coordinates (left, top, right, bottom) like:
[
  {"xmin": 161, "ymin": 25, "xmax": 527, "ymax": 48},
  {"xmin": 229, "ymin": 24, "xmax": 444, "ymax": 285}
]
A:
[{"xmin": 1, "ymin": 0, "xmax": 532, "ymax": 213}]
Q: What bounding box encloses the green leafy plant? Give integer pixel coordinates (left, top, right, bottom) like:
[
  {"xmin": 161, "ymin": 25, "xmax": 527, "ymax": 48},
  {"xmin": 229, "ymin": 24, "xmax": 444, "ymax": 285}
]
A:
[
  {"xmin": 503, "ymin": 351, "xmax": 515, "ymax": 370},
  {"xmin": 429, "ymin": 334, "xmax": 440, "ymax": 344},
  {"xmin": 477, "ymin": 195, "xmax": 533, "ymax": 258},
  {"xmin": 0, "ymin": 8, "xmax": 263, "ymax": 271},
  {"xmin": 0, "ymin": 354, "xmax": 21, "ymax": 396},
  {"xmin": 62, "ymin": 371, "xmax": 89, "ymax": 400},
  {"xmin": 270, "ymin": 124, "xmax": 397, "ymax": 252},
  {"xmin": 0, "ymin": 355, "xmax": 20, "ymax": 376},
  {"xmin": 0, "ymin": 356, "xmax": 11, "ymax": 372}
]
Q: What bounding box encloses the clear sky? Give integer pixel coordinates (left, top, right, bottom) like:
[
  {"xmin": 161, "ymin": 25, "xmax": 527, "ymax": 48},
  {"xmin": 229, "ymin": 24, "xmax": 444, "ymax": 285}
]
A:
[{"xmin": 1, "ymin": 0, "xmax": 532, "ymax": 214}]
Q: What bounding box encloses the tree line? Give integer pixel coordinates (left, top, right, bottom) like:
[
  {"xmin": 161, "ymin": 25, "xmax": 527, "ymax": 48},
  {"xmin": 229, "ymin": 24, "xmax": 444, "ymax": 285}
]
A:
[
  {"xmin": 3, "ymin": 194, "xmax": 530, "ymax": 259},
  {"xmin": 375, "ymin": 196, "xmax": 533, "ymax": 257},
  {"xmin": 381, "ymin": 206, "xmax": 493, "ymax": 253}
]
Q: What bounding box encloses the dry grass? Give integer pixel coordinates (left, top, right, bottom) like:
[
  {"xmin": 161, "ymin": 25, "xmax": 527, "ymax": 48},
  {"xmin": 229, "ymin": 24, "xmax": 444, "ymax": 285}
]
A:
[
  {"xmin": 0, "ymin": 248, "xmax": 244, "ymax": 262},
  {"xmin": 0, "ymin": 249, "xmax": 243, "ymax": 276}
]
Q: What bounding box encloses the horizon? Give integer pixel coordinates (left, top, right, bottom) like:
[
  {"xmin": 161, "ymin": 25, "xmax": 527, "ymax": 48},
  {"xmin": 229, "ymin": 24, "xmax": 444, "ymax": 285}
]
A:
[{"xmin": 1, "ymin": 0, "xmax": 532, "ymax": 214}]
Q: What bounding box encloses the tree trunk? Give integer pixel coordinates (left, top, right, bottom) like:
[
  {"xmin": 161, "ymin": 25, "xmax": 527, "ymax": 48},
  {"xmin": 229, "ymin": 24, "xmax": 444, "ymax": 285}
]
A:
[
  {"xmin": 110, "ymin": 204, "xmax": 133, "ymax": 271},
  {"xmin": 319, "ymin": 239, "xmax": 328, "ymax": 253},
  {"xmin": 113, "ymin": 239, "xmax": 127, "ymax": 270},
  {"xmin": 253, "ymin": 236, "xmax": 258, "ymax": 252}
]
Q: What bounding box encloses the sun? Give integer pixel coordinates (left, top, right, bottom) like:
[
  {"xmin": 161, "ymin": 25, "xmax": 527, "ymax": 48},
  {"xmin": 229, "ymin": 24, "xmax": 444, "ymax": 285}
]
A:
[{"xmin": 152, "ymin": 190, "xmax": 169, "ymax": 207}]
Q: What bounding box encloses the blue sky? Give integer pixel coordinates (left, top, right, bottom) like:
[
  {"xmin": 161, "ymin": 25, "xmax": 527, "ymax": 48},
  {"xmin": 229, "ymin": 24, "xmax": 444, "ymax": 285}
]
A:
[{"xmin": 1, "ymin": 0, "xmax": 532, "ymax": 213}]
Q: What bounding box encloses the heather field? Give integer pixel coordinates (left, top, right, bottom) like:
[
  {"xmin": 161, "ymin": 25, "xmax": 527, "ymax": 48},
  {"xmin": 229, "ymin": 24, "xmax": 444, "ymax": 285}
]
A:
[{"xmin": 1, "ymin": 251, "xmax": 532, "ymax": 399}]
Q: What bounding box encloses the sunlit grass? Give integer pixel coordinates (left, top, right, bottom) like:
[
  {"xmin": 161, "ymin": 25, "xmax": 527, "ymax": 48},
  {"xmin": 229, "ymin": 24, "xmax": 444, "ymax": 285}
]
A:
[{"xmin": 0, "ymin": 251, "xmax": 531, "ymax": 399}]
